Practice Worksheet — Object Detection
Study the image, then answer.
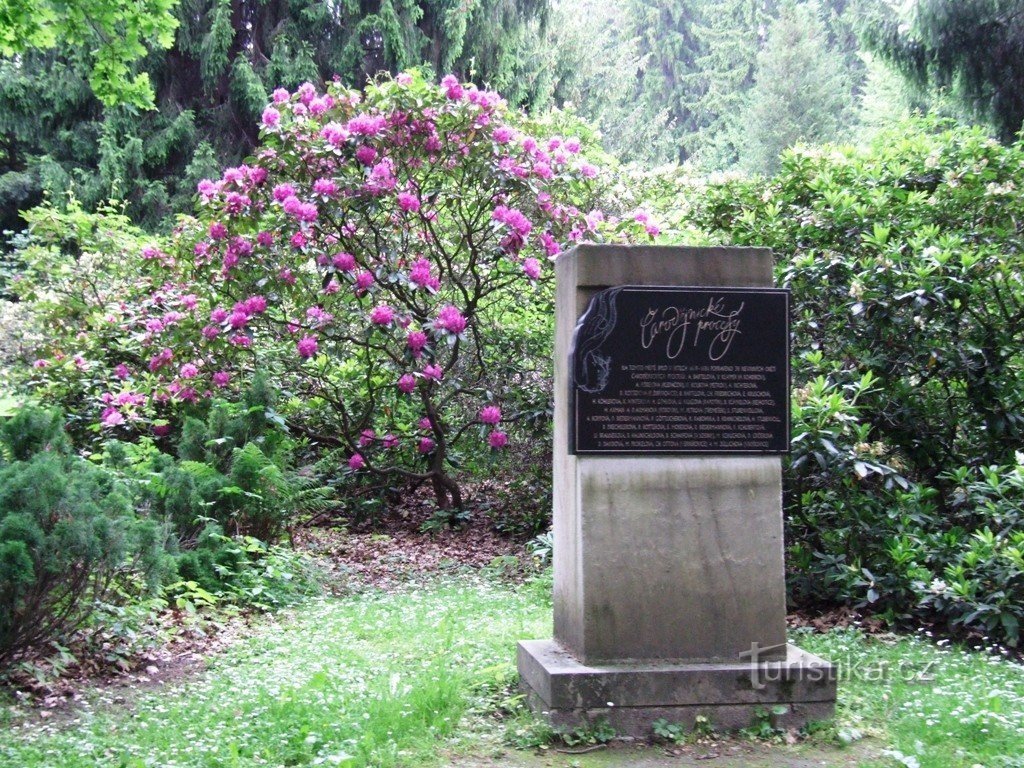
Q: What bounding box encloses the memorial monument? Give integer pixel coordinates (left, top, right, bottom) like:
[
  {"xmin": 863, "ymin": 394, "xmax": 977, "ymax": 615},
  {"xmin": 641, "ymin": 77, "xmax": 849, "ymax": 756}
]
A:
[{"xmin": 517, "ymin": 244, "xmax": 837, "ymax": 736}]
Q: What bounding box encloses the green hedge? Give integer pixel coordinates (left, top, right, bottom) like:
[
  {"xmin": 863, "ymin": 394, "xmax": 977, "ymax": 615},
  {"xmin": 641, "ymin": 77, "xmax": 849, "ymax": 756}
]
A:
[{"xmin": 693, "ymin": 119, "xmax": 1024, "ymax": 645}]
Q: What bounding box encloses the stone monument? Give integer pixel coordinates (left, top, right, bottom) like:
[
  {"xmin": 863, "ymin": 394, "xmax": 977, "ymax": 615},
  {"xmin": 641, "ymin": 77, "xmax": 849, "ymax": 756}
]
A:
[{"xmin": 517, "ymin": 244, "xmax": 837, "ymax": 736}]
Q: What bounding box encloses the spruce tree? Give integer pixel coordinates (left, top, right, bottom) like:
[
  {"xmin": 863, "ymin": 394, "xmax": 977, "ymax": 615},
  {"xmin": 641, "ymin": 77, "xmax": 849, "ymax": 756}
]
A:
[
  {"xmin": 0, "ymin": 0, "xmax": 550, "ymax": 233},
  {"xmin": 738, "ymin": 0, "xmax": 852, "ymax": 174},
  {"xmin": 863, "ymin": 0, "xmax": 1024, "ymax": 142}
]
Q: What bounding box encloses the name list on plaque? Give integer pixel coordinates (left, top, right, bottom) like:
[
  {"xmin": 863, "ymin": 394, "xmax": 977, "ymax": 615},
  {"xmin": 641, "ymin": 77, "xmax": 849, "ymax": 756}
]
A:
[{"xmin": 570, "ymin": 286, "xmax": 790, "ymax": 455}]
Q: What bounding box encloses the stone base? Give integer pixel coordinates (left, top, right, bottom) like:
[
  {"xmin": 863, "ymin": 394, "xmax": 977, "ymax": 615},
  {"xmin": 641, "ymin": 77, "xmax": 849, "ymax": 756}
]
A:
[{"xmin": 517, "ymin": 639, "xmax": 837, "ymax": 738}]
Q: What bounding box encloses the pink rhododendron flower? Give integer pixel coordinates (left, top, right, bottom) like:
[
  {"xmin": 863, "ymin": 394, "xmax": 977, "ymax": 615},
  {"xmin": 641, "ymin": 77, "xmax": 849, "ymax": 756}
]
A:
[
  {"xmin": 333, "ymin": 252, "xmax": 356, "ymax": 271},
  {"xmin": 523, "ymin": 258, "xmax": 542, "ymax": 280},
  {"xmin": 261, "ymin": 107, "xmax": 280, "ymax": 127},
  {"xmin": 244, "ymin": 295, "xmax": 267, "ymax": 314},
  {"xmin": 272, "ymin": 87, "xmax": 290, "ymax": 104},
  {"xmin": 423, "ymin": 364, "xmax": 443, "ymax": 380},
  {"xmin": 313, "ymin": 178, "xmax": 338, "ymax": 197},
  {"xmin": 212, "ymin": 371, "xmax": 231, "ymax": 387},
  {"xmin": 408, "ymin": 258, "xmax": 436, "ymax": 290},
  {"xmin": 348, "ymin": 453, "xmax": 366, "ymax": 470},
  {"xmin": 321, "ymin": 122, "xmax": 348, "ymax": 146},
  {"xmin": 493, "ymin": 125, "xmax": 514, "ymax": 143},
  {"xmin": 197, "ymin": 179, "xmax": 218, "ymax": 200},
  {"xmin": 407, "ymin": 330, "xmax": 428, "ymax": 356},
  {"xmin": 179, "ymin": 363, "xmax": 199, "ymax": 379},
  {"xmin": 210, "ymin": 307, "xmax": 229, "ymax": 323},
  {"xmin": 354, "ymin": 271, "xmax": 375, "ymax": 291},
  {"xmin": 114, "ymin": 363, "xmax": 131, "ymax": 379},
  {"xmin": 418, "ymin": 417, "xmax": 433, "ymax": 430},
  {"xmin": 434, "ymin": 304, "xmax": 467, "ymax": 335},
  {"xmin": 309, "ymin": 97, "xmax": 330, "ymax": 116},
  {"xmin": 257, "ymin": 230, "xmax": 274, "ymax": 246},
  {"xmin": 306, "ymin": 306, "xmax": 333, "ymax": 326},
  {"xmin": 297, "ymin": 81, "xmax": 316, "ymax": 104},
  {"xmin": 202, "ymin": 324, "xmax": 221, "ymax": 339},
  {"xmin": 397, "ymin": 192, "xmax": 421, "ymax": 212},
  {"xmin": 348, "ymin": 114, "xmax": 386, "ymax": 136},
  {"xmin": 369, "ymin": 304, "xmax": 395, "ymax": 325},
  {"xmin": 153, "ymin": 423, "xmax": 172, "ymax": 437},
  {"xmin": 540, "ymin": 232, "xmax": 561, "ymax": 257},
  {"xmin": 279, "ymin": 268, "xmax": 296, "ymax": 285},
  {"xmin": 297, "ymin": 335, "xmax": 318, "ymax": 358},
  {"xmin": 32, "ymin": 359, "xmax": 48, "ymax": 369},
  {"xmin": 396, "ymin": 72, "xmax": 413, "ymax": 86},
  {"xmin": 440, "ymin": 74, "xmax": 463, "ymax": 100},
  {"xmin": 148, "ymin": 348, "xmax": 173, "ymax": 372},
  {"xmin": 479, "ymin": 405, "xmax": 502, "ymax": 425},
  {"xmin": 290, "ymin": 231, "xmax": 307, "ymax": 249},
  {"xmin": 383, "ymin": 433, "xmax": 399, "ymax": 449},
  {"xmin": 228, "ymin": 310, "xmax": 249, "ymax": 329},
  {"xmin": 359, "ymin": 429, "xmax": 376, "ymax": 447},
  {"xmin": 418, "ymin": 437, "xmax": 436, "ymax": 453},
  {"xmin": 565, "ymin": 137, "xmax": 581, "ymax": 153},
  {"xmin": 355, "ymin": 145, "xmax": 377, "ymax": 165},
  {"xmin": 579, "ymin": 163, "xmax": 597, "ymax": 178},
  {"xmin": 209, "ymin": 222, "xmax": 228, "ymax": 240},
  {"xmin": 273, "ymin": 183, "xmax": 295, "ymax": 202},
  {"xmin": 397, "ymin": 373, "xmax": 417, "ymax": 393},
  {"xmin": 102, "ymin": 409, "xmax": 125, "ymax": 427},
  {"xmin": 488, "ymin": 430, "xmax": 508, "ymax": 449}
]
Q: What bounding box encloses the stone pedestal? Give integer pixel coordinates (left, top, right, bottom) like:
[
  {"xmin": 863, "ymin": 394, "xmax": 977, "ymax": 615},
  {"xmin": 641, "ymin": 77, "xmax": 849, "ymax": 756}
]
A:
[{"xmin": 517, "ymin": 245, "xmax": 836, "ymax": 737}]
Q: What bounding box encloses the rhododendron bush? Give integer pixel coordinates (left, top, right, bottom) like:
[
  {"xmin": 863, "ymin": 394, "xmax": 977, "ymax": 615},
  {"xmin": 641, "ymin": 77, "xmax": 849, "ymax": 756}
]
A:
[{"xmin": 151, "ymin": 72, "xmax": 620, "ymax": 508}]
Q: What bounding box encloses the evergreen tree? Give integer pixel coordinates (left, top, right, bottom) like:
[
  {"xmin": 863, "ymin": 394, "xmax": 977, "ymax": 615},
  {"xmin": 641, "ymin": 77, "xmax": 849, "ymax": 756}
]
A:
[
  {"xmin": 683, "ymin": 0, "xmax": 775, "ymax": 166},
  {"xmin": 863, "ymin": 0, "xmax": 1024, "ymax": 142},
  {"xmin": 738, "ymin": 0, "xmax": 853, "ymax": 174},
  {"xmin": 625, "ymin": 0, "xmax": 706, "ymax": 163},
  {"xmin": 0, "ymin": 0, "xmax": 549, "ymax": 233}
]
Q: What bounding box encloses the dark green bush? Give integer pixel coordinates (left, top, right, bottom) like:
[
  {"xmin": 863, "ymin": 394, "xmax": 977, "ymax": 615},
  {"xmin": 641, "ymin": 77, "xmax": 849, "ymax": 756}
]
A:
[
  {"xmin": 693, "ymin": 119, "xmax": 1024, "ymax": 645},
  {"xmin": 167, "ymin": 527, "xmax": 320, "ymax": 611},
  {"xmin": 115, "ymin": 377, "xmax": 335, "ymax": 545},
  {"xmin": 0, "ymin": 406, "xmax": 165, "ymax": 666}
]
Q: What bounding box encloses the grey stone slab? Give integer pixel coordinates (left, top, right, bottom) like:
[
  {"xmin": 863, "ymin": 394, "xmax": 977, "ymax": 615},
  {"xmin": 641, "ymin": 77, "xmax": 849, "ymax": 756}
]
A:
[
  {"xmin": 573, "ymin": 456, "xmax": 787, "ymax": 663},
  {"xmin": 518, "ymin": 640, "xmax": 836, "ymax": 709},
  {"xmin": 518, "ymin": 639, "xmax": 836, "ymax": 738},
  {"xmin": 552, "ymin": 246, "xmax": 786, "ymax": 664}
]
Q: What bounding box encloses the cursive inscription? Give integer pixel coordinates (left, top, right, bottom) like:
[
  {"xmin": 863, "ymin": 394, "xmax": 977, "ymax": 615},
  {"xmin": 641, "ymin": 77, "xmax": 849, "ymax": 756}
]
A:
[{"xmin": 639, "ymin": 296, "xmax": 744, "ymax": 361}]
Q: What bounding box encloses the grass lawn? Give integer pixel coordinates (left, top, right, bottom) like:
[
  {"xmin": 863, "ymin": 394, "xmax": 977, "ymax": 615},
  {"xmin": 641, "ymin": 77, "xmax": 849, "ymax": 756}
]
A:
[{"xmin": 1, "ymin": 573, "xmax": 1022, "ymax": 768}]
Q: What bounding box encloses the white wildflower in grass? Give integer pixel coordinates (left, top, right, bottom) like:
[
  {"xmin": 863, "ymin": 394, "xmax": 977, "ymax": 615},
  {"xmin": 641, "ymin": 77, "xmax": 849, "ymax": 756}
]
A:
[{"xmin": 2, "ymin": 576, "xmax": 1022, "ymax": 767}]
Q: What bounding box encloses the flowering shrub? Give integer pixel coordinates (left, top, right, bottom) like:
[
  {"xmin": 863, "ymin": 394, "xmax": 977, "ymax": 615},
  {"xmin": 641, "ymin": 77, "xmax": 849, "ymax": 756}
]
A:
[{"xmin": 137, "ymin": 71, "xmax": 627, "ymax": 509}]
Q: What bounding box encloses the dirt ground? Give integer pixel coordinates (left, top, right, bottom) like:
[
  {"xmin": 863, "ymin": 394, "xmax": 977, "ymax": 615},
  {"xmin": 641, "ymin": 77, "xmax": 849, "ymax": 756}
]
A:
[{"xmin": 444, "ymin": 735, "xmax": 881, "ymax": 768}]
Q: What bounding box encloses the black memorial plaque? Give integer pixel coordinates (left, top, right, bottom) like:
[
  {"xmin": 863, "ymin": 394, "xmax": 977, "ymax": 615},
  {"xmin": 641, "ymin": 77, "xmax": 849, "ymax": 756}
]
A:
[{"xmin": 570, "ymin": 286, "xmax": 789, "ymax": 455}]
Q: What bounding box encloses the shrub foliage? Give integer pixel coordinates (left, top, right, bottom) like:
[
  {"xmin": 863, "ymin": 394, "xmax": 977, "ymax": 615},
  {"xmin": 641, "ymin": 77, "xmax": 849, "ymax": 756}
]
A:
[
  {"xmin": 694, "ymin": 120, "xmax": 1024, "ymax": 644},
  {"xmin": 0, "ymin": 406, "xmax": 164, "ymax": 665}
]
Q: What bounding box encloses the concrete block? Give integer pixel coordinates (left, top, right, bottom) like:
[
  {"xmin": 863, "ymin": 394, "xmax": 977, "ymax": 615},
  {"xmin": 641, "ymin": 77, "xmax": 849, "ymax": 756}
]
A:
[{"xmin": 518, "ymin": 639, "xmax": 837, "ymax": 738}]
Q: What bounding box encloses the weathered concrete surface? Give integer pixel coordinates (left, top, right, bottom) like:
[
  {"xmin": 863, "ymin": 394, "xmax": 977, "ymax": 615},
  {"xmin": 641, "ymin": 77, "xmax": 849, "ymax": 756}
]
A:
[
  {"xmin": 551, "ymin": 245, "xmax": 785, "ymax": 663},
  {"xmin": 529, "ymin": 244, "xmax": 836, "ymax": 736},
  {"xmin": 516, "ymin": 638, "xmax": 835, "ymax": 741},
  {"xmin": 518, "ymin": 639, "xmax": 837, "ymax": 737},
  {"xmin": 574, "ymin": 456, "xmax": 786, "ymax": 662}
]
